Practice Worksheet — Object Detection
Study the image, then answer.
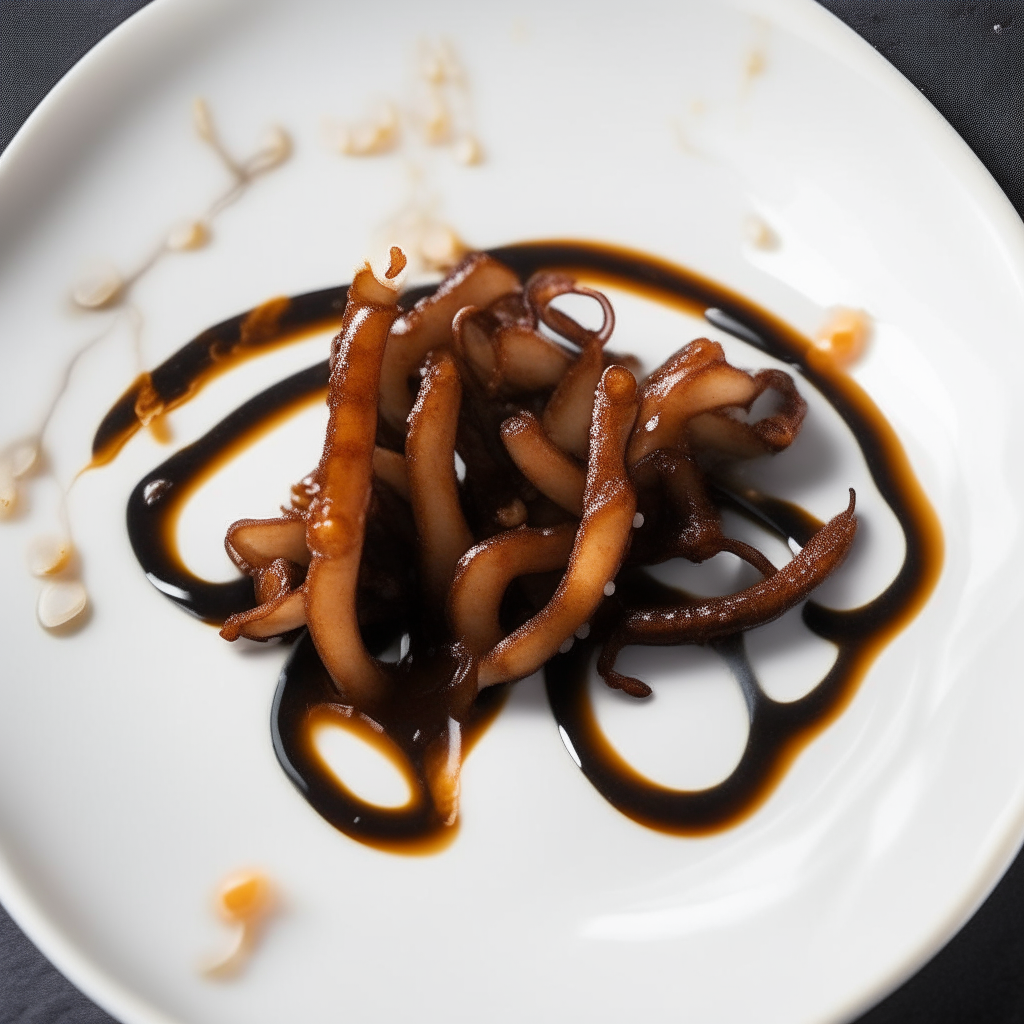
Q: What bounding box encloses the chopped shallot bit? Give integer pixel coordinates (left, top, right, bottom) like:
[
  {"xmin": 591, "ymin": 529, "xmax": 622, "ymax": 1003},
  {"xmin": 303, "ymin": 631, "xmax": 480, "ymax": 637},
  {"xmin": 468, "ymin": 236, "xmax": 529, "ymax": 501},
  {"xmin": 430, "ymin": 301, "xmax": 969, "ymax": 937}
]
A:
[
  {"xmin": 72, "ymin": 264, "xmax": 124, "ymax": 309},
  {"xmin": 744, "ymin": 214, "xmax": 778, "ymax": 250},
  {"xmin": 26, "ymin": 534, "xmax": 72, "ymax": 576},
  {"xmin": 0, "ymin": 463, "xmax": 15, "ymax": 518},
  {"xmin": 10, "ymin": 441, "xmax": 39, "ymax": 478},
  {"xmin": 166, "ymin": 220, "xmax": 209, "ymax": 251},
  {"xmin": 813, "ymin": 307, "xmax": 872, "ymax": 366},
  {"xmin": 453, "ymin": 134, "xmax": 482, "ymax": 165},
  {"xmin": 331, "ymin": 103, "xmax": 399, "ymax": 156},
  {"xmin": 36, "ymin": 580, "xmax": 88, "ymax": 629},
  {"xmin": 192, "ymin": 97, "xmax": 215, "ymax": 141},
  {"xmin": 201, "ymin": 869, "xmax": 277, "ymax": 980},
  {"xmin": 215, "ymin": 870, "xmax": 275, "ymax": 924},
  {"xmin": 244, "ymin": 125, "xmax": 292, "ymax": 176}
]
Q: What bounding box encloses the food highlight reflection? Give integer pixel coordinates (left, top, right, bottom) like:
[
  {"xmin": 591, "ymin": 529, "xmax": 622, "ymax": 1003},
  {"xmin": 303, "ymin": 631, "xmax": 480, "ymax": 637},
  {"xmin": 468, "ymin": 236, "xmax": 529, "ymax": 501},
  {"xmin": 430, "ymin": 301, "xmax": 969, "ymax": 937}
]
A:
[{"xmin": 93, "ymin": 240, "xmax": 941, "ymax": 852}]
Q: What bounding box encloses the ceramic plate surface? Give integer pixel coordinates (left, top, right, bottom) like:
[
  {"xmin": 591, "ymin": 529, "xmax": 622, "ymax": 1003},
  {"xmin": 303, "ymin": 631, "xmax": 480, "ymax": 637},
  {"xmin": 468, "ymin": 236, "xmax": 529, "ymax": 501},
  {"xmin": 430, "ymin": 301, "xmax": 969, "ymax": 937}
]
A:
[{"xmin": 2, "ymin": 1, "xmax": 1024, "ymax": 1022}]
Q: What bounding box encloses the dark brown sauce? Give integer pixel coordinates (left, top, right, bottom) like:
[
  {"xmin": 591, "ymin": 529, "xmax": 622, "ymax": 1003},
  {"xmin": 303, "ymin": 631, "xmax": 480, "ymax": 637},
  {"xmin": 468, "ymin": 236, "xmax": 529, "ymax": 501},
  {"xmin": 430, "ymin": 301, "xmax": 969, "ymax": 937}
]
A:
[{"xmin": 109, "ymin": 241, "xmax": 942, "ymax": 850}]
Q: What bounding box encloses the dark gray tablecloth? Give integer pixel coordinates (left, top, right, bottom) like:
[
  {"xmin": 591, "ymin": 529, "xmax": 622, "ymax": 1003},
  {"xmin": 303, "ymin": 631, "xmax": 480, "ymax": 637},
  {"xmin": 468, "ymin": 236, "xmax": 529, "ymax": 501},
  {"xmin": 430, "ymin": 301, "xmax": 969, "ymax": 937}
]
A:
[{"xmin": 1, "ymin": 2, "xmax": 1022, "ymax": 1021}]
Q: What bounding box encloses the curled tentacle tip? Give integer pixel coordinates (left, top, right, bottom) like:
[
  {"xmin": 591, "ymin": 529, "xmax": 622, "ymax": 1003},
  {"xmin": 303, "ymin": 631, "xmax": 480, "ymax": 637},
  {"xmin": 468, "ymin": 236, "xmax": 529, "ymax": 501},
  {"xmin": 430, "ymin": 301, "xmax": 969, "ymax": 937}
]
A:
[
  {"xmin": 611, "ymin": 674, "xmax": 652, "ymax": 699},
  {"xmin": 499, "ymin": 414, "xmax": 527, "ymax": 440},
  {"xmin": 601, "ymin": 364, "xmax": 637, "ymax": 402}
]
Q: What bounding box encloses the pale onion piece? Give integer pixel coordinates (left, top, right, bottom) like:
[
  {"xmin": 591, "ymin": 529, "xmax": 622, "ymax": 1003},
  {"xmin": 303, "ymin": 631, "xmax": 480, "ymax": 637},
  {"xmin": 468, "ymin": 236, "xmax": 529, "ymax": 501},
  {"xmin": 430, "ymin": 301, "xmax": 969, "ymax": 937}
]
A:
[
  {"xmin": 192, "ymin": 97, "xmax": 214, "ymax": 141},
  {"xmin": 215, "ymin": 870, "xmax": 275, "ymax": 924},
  {"xmin": 0, "ymin": 463, "xmax": 16, "ymax": 518},
  {"xmin": 453, "ymin": 135, "xmax": 482, "ymax": 165},
  {"xmin": 72, "ymin": 265, "xmax": 123, "ymax": 309},
  {"xmin": 26, "ymin": 534, "xmax": 72, "ymax": 576},
  {"xmin": 423, "ymin": 98, "xmax": 450, "ymax": 144},
  {"xmin": 744, "ymin": 214, "xmax": 778, "ymax": 250},
  {"xmin": 813, "ymin": 307, "xmax": 872, "ymax": 366},
  {"xmin": 334, "ymin": 106, "xmax": 399, "ymax": 156},
  {"xmin": 419, "ymin": 223, "xmax": 465, "ymax": 270},
  {"xmin": 166, "ymin": 220, "xmax": 209, "ymax": 251},
  {"xmin": 200, "ymin": 923, "xmax": 250, "ymax": 980},
  {"xmin": 246, "ymin": 125, "xmax": 292, "ymax": 175},
  {"xmin": 37, "ymin": 580, "xmax": 88, "ymax": 628},
  {"xmin": 11, "ymin": 441, "xmax": 39, "ymax": 478},
  {"xmin": 421, "ymin": 48, "xmax": 446, "ymax": 83}
]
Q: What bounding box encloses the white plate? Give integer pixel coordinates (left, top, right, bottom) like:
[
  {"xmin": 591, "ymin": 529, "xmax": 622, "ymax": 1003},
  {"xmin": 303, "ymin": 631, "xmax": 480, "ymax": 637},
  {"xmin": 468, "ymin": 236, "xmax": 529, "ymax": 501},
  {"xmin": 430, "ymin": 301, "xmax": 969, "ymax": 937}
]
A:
[{"xmin": 2, "ymin": 1, "xmax": 1024, "ymax": 1022}]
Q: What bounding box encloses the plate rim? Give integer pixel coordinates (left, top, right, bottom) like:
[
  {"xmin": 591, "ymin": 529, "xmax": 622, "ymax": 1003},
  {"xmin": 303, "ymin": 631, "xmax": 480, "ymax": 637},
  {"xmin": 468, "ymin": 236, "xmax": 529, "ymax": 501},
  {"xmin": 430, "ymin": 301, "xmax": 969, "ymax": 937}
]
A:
[{"xmin": 2, "ymin": 2, "xmax": 1024, "ymax": 1023}]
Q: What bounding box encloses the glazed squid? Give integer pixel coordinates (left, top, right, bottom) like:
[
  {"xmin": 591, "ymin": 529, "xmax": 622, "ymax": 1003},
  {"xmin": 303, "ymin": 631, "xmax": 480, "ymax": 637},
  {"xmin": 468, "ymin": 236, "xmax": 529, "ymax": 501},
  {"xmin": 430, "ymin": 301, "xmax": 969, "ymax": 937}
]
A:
[{"xmin": 218, "ymin": 246, "xmax": 857, "ymax": 832}]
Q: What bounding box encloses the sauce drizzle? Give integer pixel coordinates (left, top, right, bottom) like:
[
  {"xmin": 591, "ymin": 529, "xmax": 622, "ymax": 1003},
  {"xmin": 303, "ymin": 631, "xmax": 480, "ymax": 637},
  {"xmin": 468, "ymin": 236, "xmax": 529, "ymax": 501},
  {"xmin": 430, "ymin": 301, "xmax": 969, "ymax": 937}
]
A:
[{"xmin": 108, "ymin": 241, "xmax": 942, "ymax": 849}]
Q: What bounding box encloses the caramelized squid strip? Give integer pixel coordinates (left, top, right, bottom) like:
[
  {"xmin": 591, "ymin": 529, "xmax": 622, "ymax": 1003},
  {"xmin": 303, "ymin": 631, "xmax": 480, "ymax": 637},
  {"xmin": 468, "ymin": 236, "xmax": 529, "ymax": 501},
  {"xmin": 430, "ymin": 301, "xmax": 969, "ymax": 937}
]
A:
[
  {"xmin": 221, "ymin": 558, "xmax": 306, "ymax": 641},
  {"xmin": 225, "ymin": 517, "xmax": 309, "ymax": 572},
  {"xmin": 379, "ymin": 253, "xmax": 521, "ymax": 430},
  {"xmin": 686, "ymin": 368, "xmax": 808, "ymax": 459},
  {"xmin": 599, "ymin": 490, "xmax": 858, "ymax": 697},
  {"xmin": 478, "ymin": 365, "xmax": 639, "ymax": 688},
  {"xmin": 634, "ymin": 449, "xmax": 778, "ymax": 576},
  {"xmin": 303, "ymin": 252, "xmax": 406, "ymax": 707},
  {"xmin": 372, "ymin": 446, "xmax": 409, "ymax": 500},
  {"xmin": 406, "ymin": 352, "xmax": 474, "ymax": 604},
  {"xmin": 453, "ymin": 306, "xmax": 575, "ymax": 396},
  {"xmin": 495, "ymin": 325, "xmax": 574, "ymax": 391},
  {"xmin": 532, "ymin": 273, "xmax": 616, "ymax": 459},
  {"xmin": 500, "ymin": 412, "xmax": 585, "ymax": 517},
  {"xmin": 626, "ymin": 339, "xmax": 762, "ymax": 467},
  {"xmin": 448, "ymin": 525, "xmax": 576, "ymax": 656}
]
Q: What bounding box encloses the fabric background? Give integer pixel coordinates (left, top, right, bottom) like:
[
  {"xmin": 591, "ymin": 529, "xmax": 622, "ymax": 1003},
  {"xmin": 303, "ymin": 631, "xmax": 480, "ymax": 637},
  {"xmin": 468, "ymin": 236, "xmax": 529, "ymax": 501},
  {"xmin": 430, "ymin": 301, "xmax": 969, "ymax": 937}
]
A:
[{"xmin": 0, "ymin": 1, "xmax": 1022, "ymax": 1021}]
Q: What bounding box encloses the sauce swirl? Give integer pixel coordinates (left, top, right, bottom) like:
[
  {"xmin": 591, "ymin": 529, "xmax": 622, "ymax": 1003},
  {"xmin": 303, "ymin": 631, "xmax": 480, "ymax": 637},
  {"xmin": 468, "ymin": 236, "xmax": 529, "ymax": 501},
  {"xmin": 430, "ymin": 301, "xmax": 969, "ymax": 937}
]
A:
[{"xmin": 103, "ymin": 242, "xmax": 942, "ymax": 849}]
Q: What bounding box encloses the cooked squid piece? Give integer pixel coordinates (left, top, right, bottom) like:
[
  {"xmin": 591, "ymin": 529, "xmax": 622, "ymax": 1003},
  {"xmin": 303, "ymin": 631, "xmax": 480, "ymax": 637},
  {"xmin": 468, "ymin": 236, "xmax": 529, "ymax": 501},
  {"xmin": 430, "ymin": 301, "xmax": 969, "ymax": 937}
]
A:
[
  {"xmin": 303, "ymin": 249, "xmax": 407, "ymax": 708},
  {"xmin": 529, "ymin": 272, "xmax": 617, "ymax": 459},
  {"xmin": 500, "ymin": 412, "xmax": 585, "ymax": 517},
  {"xmin": 212, "ymin": 246, "xmax": 865, "ymax": 846},
  {"xmin": 477, "ymin": 365, "xmax": 639, "ymax": 688},
  {"xmin": 626, "ymin": 340, "xmax": 807, "ymax": 467},
  {"xmin": 379, "ymin": 253, "xmax": 520, "ymax": 430},
  {"xmin": 220, "ymin": 558, "xmax": 305, "ymax": 641},
  {"xmin": 687, "ymin": 368, "xmax": 807, "ymax": 461},
  {"xmin": 631, "ymin": 449, "xmax": 777, "ymax": 575},
  {"xmin": 449, "ymin": 524, "xmax": 576, "ymax": 656},
  {"xmin": 598, "ymin": 490, "xmax": 858, "ymax": 697},
  {"xmin": 405, "ymin": 351, "xmax": 474, "ymax": 605},
  {"xmin": 225, "ymin": 517, "xmax": 309, "ymax": 572},
  {"xmin": 452, "ymin": 294, "xmax": 574, "ymax": 396}
]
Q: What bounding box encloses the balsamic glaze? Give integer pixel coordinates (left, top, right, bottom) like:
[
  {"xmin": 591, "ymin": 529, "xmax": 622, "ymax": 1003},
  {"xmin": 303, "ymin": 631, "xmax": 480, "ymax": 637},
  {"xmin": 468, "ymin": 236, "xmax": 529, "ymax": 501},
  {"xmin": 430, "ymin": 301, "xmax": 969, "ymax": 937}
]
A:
[{"xmin": 109, "ymin": 241, "xmax": 942, "ymax": 849}]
